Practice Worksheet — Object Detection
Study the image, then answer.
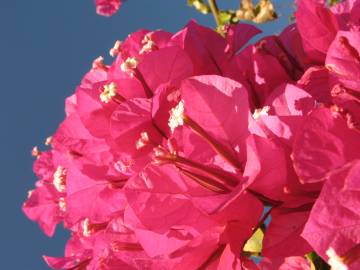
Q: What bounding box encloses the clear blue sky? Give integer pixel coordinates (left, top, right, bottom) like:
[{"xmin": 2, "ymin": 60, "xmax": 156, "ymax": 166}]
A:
[{"xmin": 0, "ymin": 1, "xmax": 293, "ymax": 269}]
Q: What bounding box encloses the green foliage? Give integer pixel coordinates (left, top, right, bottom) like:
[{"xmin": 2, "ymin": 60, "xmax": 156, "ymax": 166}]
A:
[
  {"xmin": 243, "ymin": 228, "xmax": 264, "ymax": 255},
  {"xmin": 189, "ymin": 0, "xmax": 278, "ymax": 28},
  {"xmin": 218, "ymin": 10, "xmax": 239, "ymax": 24},
  {"xmin": 327, "ymin": 0, "xmax": 342, "ymax": 6},
  {"xmin": 187, "ymin": 0, "xmax": 211, "ymax": 14},
  {"xmin": 306, "ymin": 252, "xmax": 331, "ymax": 270}
]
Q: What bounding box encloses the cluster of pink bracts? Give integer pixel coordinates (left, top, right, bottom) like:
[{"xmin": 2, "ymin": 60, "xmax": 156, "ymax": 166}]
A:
[
  {"xmin": 24, "ymin": 0, "xmax": 360, "ymax": 269},
  {"xmin": 95, "ymin": 0, "xmax": 121, "ymax": 17}
]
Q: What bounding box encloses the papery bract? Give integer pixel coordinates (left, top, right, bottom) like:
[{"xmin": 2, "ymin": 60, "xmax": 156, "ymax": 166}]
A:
[
  {"xmin": 23, "ymin": 184, "xmax": 64, "ymax": 237},
  {"xmin": 296, "ymin": 0, "xmax": 339, "ymax": 63},
  {"xmin": 302, "ymin": 160, "xmax": 360, "ymax": 270},
  {"xmin": 292, "ymin": 108, "xmax": 360, "ymax": 183},
  {"xmin": 95, "ymin": 0, "xmax": 121, "ymax": 17}
]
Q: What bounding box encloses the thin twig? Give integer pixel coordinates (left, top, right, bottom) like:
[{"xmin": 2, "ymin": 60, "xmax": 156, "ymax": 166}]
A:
[{"xmin": 208, "ymin": 0, "xmax": 221, "ymax": 27}]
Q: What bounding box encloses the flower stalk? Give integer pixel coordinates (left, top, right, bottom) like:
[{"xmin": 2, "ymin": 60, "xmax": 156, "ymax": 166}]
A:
[{"xmin": 207, "ymin": 0, "xmax": 221, "ymax": 27}]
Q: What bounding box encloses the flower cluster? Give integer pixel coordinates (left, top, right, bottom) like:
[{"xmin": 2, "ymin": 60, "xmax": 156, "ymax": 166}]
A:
[
  {"xmin": 24, "ymin": 0, "xmax": 360, "ymax": 269},
  {"xmin": 95, "ymin": 0, "xmax": 121, "ymax": 16}
]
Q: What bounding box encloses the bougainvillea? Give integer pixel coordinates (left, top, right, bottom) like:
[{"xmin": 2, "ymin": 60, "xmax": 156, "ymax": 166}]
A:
[
  {"xmin": 24, "ymin": 0, "xmax": 360, "ymax": 269},
  {"xmin": 95, "ymin": 0, "xmax": 121, "ymax": 16}
]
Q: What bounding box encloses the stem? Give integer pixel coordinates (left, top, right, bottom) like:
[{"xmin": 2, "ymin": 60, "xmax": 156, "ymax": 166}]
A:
[
  {"xmin": 178, "ymin": 167, "xmax": 230, "ymax": 194},
  {"xmin": 184, "ymin": 115, "xmax": 242, "ymax": 171},
  {"xmin": 208, "ymin": 0, "xmax": 221, "ymax": 27}
]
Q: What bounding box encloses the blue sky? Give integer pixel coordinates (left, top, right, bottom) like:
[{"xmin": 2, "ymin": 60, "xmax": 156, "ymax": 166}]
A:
[{"xmin": 0, "ymin": 1, "xmax": 293, "ymax": 268}]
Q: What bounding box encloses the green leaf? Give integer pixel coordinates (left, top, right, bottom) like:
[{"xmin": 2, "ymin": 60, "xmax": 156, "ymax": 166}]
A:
[
  {"xmin": 218, "ymin": 11, "xmax": 232, "ymax": 25},
  {"xmin": 187, "ymin": 0, "xmax": 210, "ymax": 14},
  {"xmin": 305, "ymin": 252, "xmax": 331, "ymax": 270},
  {"xmin": 243, "ymin": 228, "xmax": 264, "ymax": 254},
  {"xmin": 327, "ymin": 0, "xmax": 341, "ymax": 6}
]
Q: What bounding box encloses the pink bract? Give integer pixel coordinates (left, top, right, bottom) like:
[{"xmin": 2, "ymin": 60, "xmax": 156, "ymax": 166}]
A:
[{"xmin": 95, "ymin": 0, "xmax": 121, "ymax": 17}]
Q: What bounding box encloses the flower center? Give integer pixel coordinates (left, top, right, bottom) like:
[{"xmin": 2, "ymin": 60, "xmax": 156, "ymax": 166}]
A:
[
  {"xmin": 140, "ymin": 33, "xmax": 158, "ymax": 55},
  {"xmin": 253, "ymin": 106, "xmax": 270, "ymax": 120},
  {"xmin": 168, "ymin": 100, "xmax": 185, "ymax": 133},
  {"xmin": 135, "ymin": 132, "xmax": 150, "ymax": 150},
  {"xmin": 100, "ymin": 82, "xmax": 125, "ymax": 104},
  {"xmin": 120, "ymin": 57, "xmax": 139, "ymax": 75},
  {"xmin": 82, "ymin": 218, "xmax": 108, "ymax": 237},
  {"xmin": 53, "ymin": 166, "xmax": 67, "ymax": 193},
  {"xmin": 58, "ymin": 197, "xmax": 66, "ymax": 212}
]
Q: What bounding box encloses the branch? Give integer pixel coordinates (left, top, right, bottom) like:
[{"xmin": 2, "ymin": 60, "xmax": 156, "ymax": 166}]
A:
[{"xmin": 208, "ymin": 0, "xmax": 221, "ymax": 27}]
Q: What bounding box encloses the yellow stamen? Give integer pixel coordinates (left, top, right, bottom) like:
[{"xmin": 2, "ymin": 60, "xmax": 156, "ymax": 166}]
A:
[
  {"xmin": 253, "ymin": 106, "xmax": 270, "ymax": 120},
  {"xmin": 53, "ymin": 166, "xmax": 67, "ymax": 193},
  {"xmin": 135, "ymin": 132, "xmax": 150, "ymax": 150},
  {"xmin": 31, "ymin": 146, "xmax": 41, "ymax": 158},
  {"xmin": 100, "ymin": 82, "xmax": 117, "ymax": 103},
  {"xmin": 140, "ymin": 34, "xmax": 157, "ymax": 55},
  {"xmin": 58, "ymin": 197, "xmax": 66, "ymax": 212},
  {"xmin": 82, "ymin": 218, "xmax": 92, "ymax": 237},
  {"xmin": 27, "ymin": 190, "xmax": 34, "ymax": 199},
  {"xmin": 120, "ymin": 57, "xmax": 139, "ymax": 74},
  {"xmin": 109, "ymin": 40, "xmax": 122, "ymax": 57},
  {"xmin": 168, "ymin": 100, "xmax": 185, "ymax": 133},
  {"xmin": 92, "ymin": 56, "xmax": 106, "ymax": 70},
  {"xmin": 45, "ymin": 136, "xmax": 53, "ymax": 146}
]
